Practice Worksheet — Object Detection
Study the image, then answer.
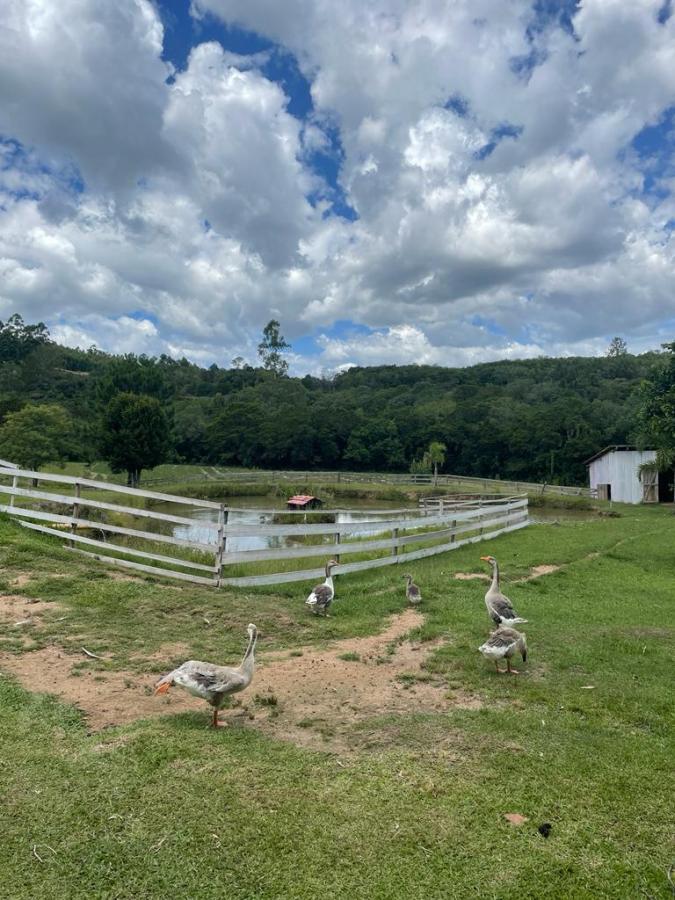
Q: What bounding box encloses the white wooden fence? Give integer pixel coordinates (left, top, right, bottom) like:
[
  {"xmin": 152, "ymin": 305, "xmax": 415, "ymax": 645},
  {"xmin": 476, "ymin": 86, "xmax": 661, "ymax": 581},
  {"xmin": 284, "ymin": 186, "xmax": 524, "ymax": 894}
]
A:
[
  {"xmin": 0, "ymin": 466, "xmax": 528, "ymax": 588},
  {"xmin": 143, "ymin": 466, "xmax": 591, "ymax": 497}
]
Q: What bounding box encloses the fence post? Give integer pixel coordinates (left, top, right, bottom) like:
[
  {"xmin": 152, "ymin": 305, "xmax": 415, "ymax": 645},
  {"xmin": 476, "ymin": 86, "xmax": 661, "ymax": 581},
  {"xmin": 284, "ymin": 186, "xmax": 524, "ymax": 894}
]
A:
[
  {"xmin": 451, "ymin": 518, "xmax": 457, "ymax": 544},
  {"xmin": 216, "ymin": 504, "xmax": 228, "ymax": 587},
  {"xmin": 392, "ymin": 527, "xmax": 400, "ymax": 561},
  {"xmin": 70, "ymin": 482, "xmax": 81, "ymax": 548},
  {"xmin": 334, "ymin": 528, "xmax": 341, "ymax": 563},
  {"xmin": 9, "ymin": 473, "xmax": 18, "ymax": 508}
]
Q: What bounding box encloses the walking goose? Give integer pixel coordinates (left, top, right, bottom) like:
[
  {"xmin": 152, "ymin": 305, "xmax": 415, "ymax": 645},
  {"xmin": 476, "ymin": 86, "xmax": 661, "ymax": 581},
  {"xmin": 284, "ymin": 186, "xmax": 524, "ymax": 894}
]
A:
[
  {"xmin": 154, "ymin": 624, "xmax": 257, "ymax": 727},
  {"xmin": 305, "ymin": 559, "xmax": 338, "ymax": 616},
  {"xmin": 479, "ymin": 626, "xmax": 527, "ymax": 674},
  {"xmin": 404, "ymin": 573, "xmax": 422, "ymax": 605},
  {"xmin": 480, "ymin": 555, "xmax": 527, "ymax": 626}
]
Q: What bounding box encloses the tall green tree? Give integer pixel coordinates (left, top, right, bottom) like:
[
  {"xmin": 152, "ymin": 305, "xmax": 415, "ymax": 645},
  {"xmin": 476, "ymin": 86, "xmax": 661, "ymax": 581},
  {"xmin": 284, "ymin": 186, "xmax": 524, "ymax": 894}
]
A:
[
  {"xmin": 95, "ymin": 354, "xmax": 170, "ymax": 406},
  {"xmin": 257, "ymin": 320, "xmax": 290, "ymax": 375},
  {"xmin": 606, "ymin": 336, "xmax": 628, "ymax": 357},
  {"xmin": 0, "ymin": 314, "xmax": 51, "ymax": 362},
  {"xmin": 0, "ymin": 403, "xmax": 72, "ymax": 470},
  {"xmin": 638, "ymin": 342, "xmax": 675, "ymax": 470},
  {"xmin": 426, "ymin": 441, "xmax": 447, "ymax": 484},
  {"xmin": 99, "ymin": 393, "xmax": 171, "ymax": 487}
]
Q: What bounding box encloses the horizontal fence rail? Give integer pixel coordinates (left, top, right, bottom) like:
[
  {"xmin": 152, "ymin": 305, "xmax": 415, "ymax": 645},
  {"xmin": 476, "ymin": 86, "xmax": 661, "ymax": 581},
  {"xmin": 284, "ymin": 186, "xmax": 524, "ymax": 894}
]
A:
[
  {"xmin": 137, "ymin": 466, "xmax": 590, "ymax": 497},
  {"xmin": 0, "ymin": 466, "xmax": 529, "ymax": 587}
]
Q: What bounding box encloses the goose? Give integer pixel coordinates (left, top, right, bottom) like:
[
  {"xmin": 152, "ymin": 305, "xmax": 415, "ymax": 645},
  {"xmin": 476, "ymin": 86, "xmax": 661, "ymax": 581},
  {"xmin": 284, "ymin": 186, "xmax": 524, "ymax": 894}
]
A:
[
  {"xmin": 480, "ymin": 555, "xmax": 528, "ymax": 626},
  {"xmin": 154, "ymin": 623, "xmax": 257, "ymax": 727},
  {"xmin": 479, "ymin": 626, "xmax": 527, "ymax": 674},
  {"xmin": 305, "ymin": 559, "xmax": 338, "ymax": 616},
  {"xmin": 404, "ymin": 573, "xmax": 422, "ymax": 605}
]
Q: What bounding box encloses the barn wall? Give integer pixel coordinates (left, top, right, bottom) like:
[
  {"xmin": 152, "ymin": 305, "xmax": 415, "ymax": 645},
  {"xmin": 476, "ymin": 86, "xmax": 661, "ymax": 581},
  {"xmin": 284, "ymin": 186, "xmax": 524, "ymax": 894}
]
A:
[{"xmin": 588, "ymin": 450, "xmax": 656, "ymax": 503}]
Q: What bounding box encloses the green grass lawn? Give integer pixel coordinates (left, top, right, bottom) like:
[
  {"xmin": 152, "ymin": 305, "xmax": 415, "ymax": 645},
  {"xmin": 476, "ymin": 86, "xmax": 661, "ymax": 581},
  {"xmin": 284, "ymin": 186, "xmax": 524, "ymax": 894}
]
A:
[{"xmin": 0, "ymin": 503, "xmax": 673, "ymax": 898}]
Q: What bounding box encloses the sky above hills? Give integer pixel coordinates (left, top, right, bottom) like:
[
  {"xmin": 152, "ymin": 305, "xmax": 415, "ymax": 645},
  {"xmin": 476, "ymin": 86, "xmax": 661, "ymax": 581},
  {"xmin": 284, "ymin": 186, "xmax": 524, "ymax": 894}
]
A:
[{"xmin": 1, "ymin": 0, "xmax": 674, "ymax": 373}]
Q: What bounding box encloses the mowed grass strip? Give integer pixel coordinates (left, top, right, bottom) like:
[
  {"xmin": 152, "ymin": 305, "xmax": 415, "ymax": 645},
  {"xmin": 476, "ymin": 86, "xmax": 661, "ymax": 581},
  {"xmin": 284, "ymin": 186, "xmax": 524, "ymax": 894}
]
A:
[{"xmin": 0, "ymin": 504, "xmax": 673, "ymax": 899}]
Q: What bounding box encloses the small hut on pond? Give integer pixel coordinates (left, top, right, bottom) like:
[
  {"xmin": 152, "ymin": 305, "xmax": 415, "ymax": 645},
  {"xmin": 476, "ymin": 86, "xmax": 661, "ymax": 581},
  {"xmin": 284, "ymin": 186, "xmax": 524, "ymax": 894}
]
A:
[
  {"xmin": 286, "ymin": 494, "xmax": 323, "ymax": 510},
  {"xmin": 585, "ymin": 446, "xmax": 671, "ymax": 503}
]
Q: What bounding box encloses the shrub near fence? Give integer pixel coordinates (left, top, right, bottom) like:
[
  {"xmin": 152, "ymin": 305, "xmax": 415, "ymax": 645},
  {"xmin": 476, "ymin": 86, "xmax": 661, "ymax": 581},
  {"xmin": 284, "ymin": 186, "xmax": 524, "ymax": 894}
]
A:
[{"xmin": 0, "ymin": 466, "xmax": 529, "ymax": 587}]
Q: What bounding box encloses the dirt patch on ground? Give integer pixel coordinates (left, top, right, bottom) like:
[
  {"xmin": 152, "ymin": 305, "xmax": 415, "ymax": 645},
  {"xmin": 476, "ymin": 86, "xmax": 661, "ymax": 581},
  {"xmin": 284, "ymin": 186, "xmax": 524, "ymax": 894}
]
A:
[
  {"xmin": 9, "ymin": 574, "xmax": 32, "ymax": 588},
  {"xmin": 131, "ymin": 643, "xmax": 191, "ymax": 663},
  {"xmin": 108, "ymin": 571, "xmax": 142, "ymax": 582},
  {"xmin": 456, "ymin": 564, "xmax": 560, "ymax": 584},
  {"xmin": 0, "ymin": 609, "xmax": 472, "ymax": 750},
  {"xmin": 252, "ymin": 608, "xmax": 476, "ymax": 751},
  {"xmin": 517, "ymin": 564, "xmax": 561, "ymax": 582},
  {"xmin": 623, "ymin": 627, "xmax": 672, "ymax": 639},
  {"xmin": 0, "ymin": 595, "xmax": 61, "ymax": 625},
  {"xmin": 0, "ymin": 646, "xmax": 167, "ymax": 730}
]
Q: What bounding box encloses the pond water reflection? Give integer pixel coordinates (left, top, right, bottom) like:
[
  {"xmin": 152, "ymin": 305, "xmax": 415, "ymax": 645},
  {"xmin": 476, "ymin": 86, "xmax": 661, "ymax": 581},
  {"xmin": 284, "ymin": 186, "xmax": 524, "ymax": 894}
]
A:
[{"xmin": 169, "ymin": 495, "xmax": 413, "ymax": 553}]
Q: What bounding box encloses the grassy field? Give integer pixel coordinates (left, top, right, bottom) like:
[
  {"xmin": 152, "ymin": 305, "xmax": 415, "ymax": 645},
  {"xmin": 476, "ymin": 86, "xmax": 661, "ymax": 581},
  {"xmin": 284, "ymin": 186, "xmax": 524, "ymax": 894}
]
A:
[
  {"xmin": 38, "ymin": 461, "xmax": 592, "ymax": 508},
  {"xmin": 0, "ymin": 502, "xmax": 673, "ymax": 898}
]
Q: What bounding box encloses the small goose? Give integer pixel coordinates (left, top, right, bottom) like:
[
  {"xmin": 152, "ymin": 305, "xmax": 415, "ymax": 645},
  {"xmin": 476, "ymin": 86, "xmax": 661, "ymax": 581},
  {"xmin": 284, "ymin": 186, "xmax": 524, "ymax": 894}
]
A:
[
  {"xmin": 479, "ymin": 626, "xmax": 527, "ymax": 675},
  {"xmin": 403, "ymin": 573, "xmax": 422, "ymax": 605},
  {"xmin": 154, "ymin": 624, "xmax": 257, "ymax": 727},
  {"xmin": 305, "ymin": 559, "xmax": 338, "ymax": 616},
  {"xmin": 480, "ymin": 555, "xmax": 528, "ymax": 626}
]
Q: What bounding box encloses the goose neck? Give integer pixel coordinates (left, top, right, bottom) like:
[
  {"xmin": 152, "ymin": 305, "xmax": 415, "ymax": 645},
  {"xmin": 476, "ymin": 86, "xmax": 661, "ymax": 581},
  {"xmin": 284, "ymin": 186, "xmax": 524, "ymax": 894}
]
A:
[{"xmin": 241, "ymin": 633, "xmax": 257, "ymax": 674}]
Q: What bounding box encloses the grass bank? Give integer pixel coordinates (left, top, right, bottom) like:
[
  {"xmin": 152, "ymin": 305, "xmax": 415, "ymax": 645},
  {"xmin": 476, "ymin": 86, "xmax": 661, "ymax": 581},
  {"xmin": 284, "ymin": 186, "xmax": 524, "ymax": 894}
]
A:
[
  {"xmin": 0, "ymin": 503, "xmax": 673, "ymax": 898},
  {"xmin": 38, "ymin": 461, "xmax": 592, "ymax": 506}
]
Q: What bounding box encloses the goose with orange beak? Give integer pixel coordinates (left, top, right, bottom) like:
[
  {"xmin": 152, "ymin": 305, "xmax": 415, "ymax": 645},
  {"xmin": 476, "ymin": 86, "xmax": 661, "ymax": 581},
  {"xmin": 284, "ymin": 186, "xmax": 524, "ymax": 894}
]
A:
[{"xmin": 479, "ymin": 556, "xmax": 528, "ymax": 626}]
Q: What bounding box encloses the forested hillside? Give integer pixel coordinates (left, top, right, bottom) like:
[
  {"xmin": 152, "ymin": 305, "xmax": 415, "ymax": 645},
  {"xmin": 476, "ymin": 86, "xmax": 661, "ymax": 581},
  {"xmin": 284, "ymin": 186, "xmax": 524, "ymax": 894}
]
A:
[{"xmin": 0, "ymin": 315, "xmax": 657, "ymax": 485}]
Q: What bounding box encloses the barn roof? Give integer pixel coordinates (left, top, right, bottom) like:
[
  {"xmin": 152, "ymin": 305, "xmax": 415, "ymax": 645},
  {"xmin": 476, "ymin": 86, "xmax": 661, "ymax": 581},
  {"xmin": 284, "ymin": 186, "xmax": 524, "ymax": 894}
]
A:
[{"xmin": 584, "ymin": 445, "xmax": 641, "ymax": 465}]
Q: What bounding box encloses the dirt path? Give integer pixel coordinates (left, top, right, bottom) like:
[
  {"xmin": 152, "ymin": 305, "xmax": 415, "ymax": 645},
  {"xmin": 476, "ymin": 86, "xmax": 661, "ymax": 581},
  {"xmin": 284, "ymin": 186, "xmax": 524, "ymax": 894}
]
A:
[
  {"xmin": 0, "ymin": 609, "xmax": 469, "ymax": 751},
  {"xmin": 454, "ymin": 563, "xmax": 560, "ymax": 583}
]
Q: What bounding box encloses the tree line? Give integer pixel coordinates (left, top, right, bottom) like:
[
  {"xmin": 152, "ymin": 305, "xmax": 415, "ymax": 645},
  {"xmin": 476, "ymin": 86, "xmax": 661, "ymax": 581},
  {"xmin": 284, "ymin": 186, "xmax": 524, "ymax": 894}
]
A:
[{"xmin": 0, "ymin": 314, "xmax": 668, "ymax": 486}]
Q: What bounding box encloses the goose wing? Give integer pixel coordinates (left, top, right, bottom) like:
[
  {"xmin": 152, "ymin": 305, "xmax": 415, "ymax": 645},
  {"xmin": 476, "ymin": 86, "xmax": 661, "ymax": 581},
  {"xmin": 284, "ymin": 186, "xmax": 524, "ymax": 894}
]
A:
[
  {"xmin": 479, "ymin": 627, "xmax": 521, "ymax": 657},
  {"xmin": 488, "ymin": 594, "xmax": 526, "ymax": 624},
  {"xmin": 306, "ymin": 583, "xmax": 332, "ymax": 606},
  {"xmin": 493, "ymin": 589, "xmax": 515, "ymax": 610},
  {"xmin": 488, "ymin": 626, "xmax": 521, "ymax": 647}
]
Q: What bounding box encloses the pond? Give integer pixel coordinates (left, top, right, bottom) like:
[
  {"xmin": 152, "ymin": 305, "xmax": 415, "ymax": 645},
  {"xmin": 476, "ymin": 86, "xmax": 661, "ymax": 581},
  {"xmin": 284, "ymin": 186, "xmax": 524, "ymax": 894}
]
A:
[
  {"xmin": 169, "ymin": 495, "xmax": 413, "ymax": 554},
  {"xmin": 529, "ymin": 507, "xmax": 596, "ymax": 525}
]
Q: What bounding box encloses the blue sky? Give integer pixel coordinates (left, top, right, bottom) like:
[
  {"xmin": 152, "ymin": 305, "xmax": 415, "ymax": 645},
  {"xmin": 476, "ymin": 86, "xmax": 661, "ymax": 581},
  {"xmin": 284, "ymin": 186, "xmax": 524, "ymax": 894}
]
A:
[{"xmin": 0, "ymin": 0, "xmax": 674, "ymax": 371}]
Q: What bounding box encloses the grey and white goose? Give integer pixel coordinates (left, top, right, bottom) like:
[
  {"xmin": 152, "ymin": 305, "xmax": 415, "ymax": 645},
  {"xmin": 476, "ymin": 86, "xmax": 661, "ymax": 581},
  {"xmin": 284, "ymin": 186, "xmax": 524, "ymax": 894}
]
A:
[
  {"xmin": 154, "ymin": 624, "xmax": 257, "ymax": 727},
  {"xmin": 305, "ymin": 559, "xmax": 338, "ymax": 616},
  {"xmin": 404, "ymin": 573, "xmax": 422, "ymax": 605},
  {"xmin": 480, "ymin": 555, "xmax": 527, "ymax": 626},
  {"xmin": 479, "ymin": 626, "xmax": 527, "ymax": 675}
]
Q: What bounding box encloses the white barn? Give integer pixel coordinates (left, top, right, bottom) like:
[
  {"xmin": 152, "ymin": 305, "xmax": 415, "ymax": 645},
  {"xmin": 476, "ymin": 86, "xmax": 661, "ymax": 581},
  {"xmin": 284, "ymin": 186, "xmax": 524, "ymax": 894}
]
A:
[{"xmin": 585, "ymin": 446, "xmax": 660, "ymax": 504}]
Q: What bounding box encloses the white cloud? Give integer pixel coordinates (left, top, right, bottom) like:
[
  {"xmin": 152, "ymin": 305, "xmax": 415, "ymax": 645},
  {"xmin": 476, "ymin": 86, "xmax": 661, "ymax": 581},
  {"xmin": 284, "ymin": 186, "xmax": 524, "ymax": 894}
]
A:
[
  {"xmin": 1, "ymin": 0, "xmax": 674, "ymax": 371},
  {"xmin": 0, "ymin": 0, "xmax": 174, "ymax": 190}
]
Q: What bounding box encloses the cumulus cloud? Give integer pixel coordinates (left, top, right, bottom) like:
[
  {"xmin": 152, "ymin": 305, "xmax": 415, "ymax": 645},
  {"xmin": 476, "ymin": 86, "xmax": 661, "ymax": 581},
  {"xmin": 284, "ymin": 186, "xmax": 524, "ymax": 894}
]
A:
[{"xmin": 1, "ymin": 0, "xmax": 675, "ymax": 370}]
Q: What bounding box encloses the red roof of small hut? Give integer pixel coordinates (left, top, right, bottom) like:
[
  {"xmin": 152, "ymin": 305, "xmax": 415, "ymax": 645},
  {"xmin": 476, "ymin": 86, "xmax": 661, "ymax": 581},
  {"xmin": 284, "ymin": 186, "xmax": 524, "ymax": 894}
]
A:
[{"xmin": 287, "ymin": 494, "xmax": 320, "ymax": 507}]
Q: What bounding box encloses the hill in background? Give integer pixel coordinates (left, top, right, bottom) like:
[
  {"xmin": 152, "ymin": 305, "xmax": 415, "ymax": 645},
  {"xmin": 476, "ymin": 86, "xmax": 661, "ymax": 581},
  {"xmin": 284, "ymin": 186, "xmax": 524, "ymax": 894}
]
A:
[{"xmin": 0, "ymin": 317, "xmax": 656, "ymax": 485}]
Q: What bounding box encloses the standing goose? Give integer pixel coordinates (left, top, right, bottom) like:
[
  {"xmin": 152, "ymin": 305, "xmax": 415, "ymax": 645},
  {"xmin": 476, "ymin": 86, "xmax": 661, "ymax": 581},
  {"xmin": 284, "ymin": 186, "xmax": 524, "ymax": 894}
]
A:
[
  {"xmin": 480, "ymin": 555, "xmax": 528, "ymax": 626},
  {"xmin": 403, "ymin": 574, "xmax": 422, "ymax": 605},
  {"xmin": 305, "ymin": 559, "xmax": 338, "ymax": 616},
  {"xmin": 479, "ymin": 626, "xmax": 527, "ymax": 674},
  {"xmin": 154, "ymin": 624, "xmax": 257, "ymax": 727}
]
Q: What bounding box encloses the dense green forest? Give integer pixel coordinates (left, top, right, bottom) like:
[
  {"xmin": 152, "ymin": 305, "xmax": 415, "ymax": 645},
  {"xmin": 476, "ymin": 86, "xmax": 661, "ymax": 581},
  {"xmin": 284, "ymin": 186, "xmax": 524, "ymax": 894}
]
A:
[{"xmin": 0, "ymin": 315, "xmax": 659, "ymax": 485}]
